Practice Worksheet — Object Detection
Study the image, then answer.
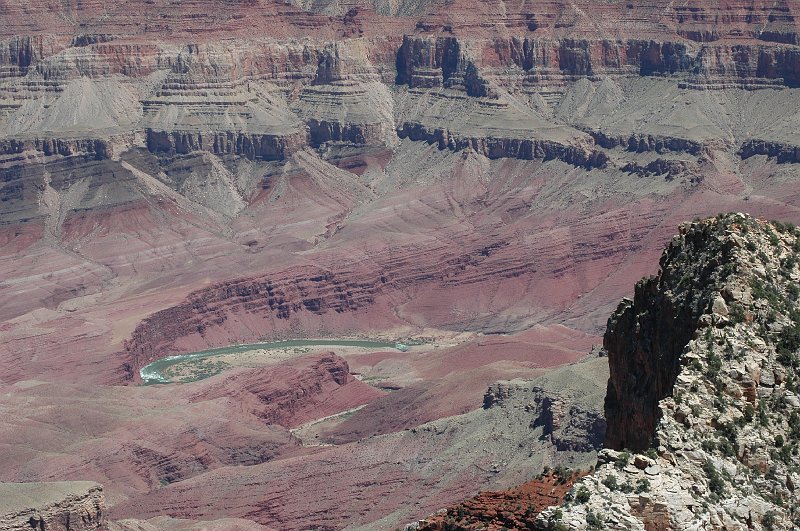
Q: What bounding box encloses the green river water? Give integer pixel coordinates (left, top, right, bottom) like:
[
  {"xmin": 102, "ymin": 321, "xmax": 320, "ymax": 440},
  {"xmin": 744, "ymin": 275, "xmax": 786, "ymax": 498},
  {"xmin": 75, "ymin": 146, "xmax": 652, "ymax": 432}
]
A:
[{"xmin": 139, "ymin": 339, "xmax": 403, "ymax": 385}]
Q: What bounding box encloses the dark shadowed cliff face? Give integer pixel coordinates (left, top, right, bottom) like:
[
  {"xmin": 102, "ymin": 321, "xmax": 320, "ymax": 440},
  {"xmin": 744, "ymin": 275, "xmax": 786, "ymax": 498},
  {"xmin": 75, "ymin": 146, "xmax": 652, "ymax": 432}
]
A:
[{"xmin": 603, "ymin": 218, "xmax": 742, "ymax": 451}]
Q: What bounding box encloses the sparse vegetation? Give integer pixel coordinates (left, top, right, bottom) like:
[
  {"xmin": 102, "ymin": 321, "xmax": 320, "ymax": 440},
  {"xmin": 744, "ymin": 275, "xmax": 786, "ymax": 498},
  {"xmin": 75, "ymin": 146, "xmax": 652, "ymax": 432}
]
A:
[
  {"xmin": 729, "ymin": 303, "xmax": 746, "ymax": 323},
  {"xmin": 614, "ymin": 451, "xmax": 630, "ymax": 470},
  {"xmin": 602, "ymin": 475, "xmax": 619, "ymax": 491},
  {"xmin": 585, "ymin": 511, "xmax": 604, "ymax": 530},
  {"xmin": 703, "ymin": 459, "xmax": 725, "ymax": 495},
  {"xmin": 742, "ymin": 403, "xmax": 755, "ymax": 424},
  {"xmin": 763, "ymin": 511, "xmax": 779, "ymax": 530},
  {"xmin": 575, "ymin": 486, "xmax": 591, "ymax": 503}
]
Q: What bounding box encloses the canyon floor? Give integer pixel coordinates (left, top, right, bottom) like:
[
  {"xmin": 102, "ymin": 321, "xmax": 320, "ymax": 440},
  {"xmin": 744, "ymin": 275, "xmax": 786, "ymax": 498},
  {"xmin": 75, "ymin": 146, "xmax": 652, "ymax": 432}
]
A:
[{"xmin": 2, "ymin": 0, "xmax": 800, "ymax": 529}]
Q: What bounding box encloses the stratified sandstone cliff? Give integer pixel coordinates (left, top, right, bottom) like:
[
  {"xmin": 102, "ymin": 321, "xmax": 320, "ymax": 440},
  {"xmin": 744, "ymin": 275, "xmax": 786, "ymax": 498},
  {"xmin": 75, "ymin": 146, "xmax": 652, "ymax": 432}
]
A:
[
  {"xmin": 0, "ymin": 482, "xmax": 104, "ymax": 531},
  {"xmin": 537, "ymin": 214, "xmax": 800, "ymax": 529}
]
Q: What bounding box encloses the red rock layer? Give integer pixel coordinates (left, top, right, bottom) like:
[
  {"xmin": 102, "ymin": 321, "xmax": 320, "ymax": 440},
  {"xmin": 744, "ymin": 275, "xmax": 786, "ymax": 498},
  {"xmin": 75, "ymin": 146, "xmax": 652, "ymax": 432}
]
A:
[
  {"xmin": 0, "ymin": 353, "xmax": 378, "ymax": 500},
  {"xmin": 186, "ymin": 352, "xmax": 384, "ymax": 428},
  {"xmin": 2, "ymin": 0, "xmax": 799, "ymax": 42},
  {"xmin": 400, "ymin": 471, "xmax": 582, "ymax": 530}
]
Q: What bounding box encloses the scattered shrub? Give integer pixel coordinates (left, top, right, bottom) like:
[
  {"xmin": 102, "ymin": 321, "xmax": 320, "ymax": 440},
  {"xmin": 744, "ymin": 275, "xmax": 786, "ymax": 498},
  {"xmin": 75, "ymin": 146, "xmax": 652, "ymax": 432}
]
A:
[
  {"xmin": 719, "ymin": 438, "xmax": 735, "ymax": 457},
  {"xmin": 586, "ymin": 511, "xmax": 604, "ymax": 530},
  {"xmin": 704, "ymin": 459, "xmax": 725, "ymax": 495},
  {"xmin": 789, "ymin": 412, "xmax": 800, "ymax": 440},
  {"xmin": 779, "ymin": 444, "xmax": 792, "ymax": 463},
  {"xmin": 575, "ymin": 486, "xmax": 591, "ymax": 503},
  {"xmin": 758, "ymin": 399, "xmax": 770, "ymax": 427},
  {"xmin": 777, "ymin": 320, "xmax": 800, "ymax": 368},
  {"xmin": 743, "ymin": 403, "xmax": 755, "ymax": 424},
  {"xmin": 728, "ymin": 302, "xmax": 745, "ymax": 323},
  {"xmin": 706, "ymin": 351, "xmax": 722, "ymax": 378},
  {"xmin": 763, "ymin": 511, "xmax": 779, "ymax": 530},
  {"xmin": 702, "ymin": 439, "xmax": 717, "ymax": 453},
  {"xmin": 635, "ymin": 478, "xmax": 650, "ymax": 493},
  {"xmin": 602, "ymin": 475, "xmax": 619, "ymax": 491}
]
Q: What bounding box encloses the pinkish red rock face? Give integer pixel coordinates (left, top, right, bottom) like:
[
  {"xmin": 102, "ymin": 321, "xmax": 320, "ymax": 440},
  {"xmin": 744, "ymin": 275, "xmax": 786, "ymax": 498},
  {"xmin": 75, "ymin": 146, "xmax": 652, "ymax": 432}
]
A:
[
  {"xmin": 2, "ymin": 0, "xmax": 800, "ymax": 528},
  {"xmin": 0, "ymin": 353, "xmax": 376, "ymax": 499}
]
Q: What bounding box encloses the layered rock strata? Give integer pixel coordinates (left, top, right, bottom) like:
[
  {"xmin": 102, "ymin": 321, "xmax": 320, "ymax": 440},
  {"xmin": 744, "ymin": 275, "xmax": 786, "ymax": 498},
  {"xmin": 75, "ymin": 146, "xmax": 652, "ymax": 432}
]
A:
[
  {"xmin": 107, "ymin": 356, "xmax": 610, "ymax": 529},
  {"xmin": 0, "ymin": 482, "xmax": 105, "ymax": 531}
]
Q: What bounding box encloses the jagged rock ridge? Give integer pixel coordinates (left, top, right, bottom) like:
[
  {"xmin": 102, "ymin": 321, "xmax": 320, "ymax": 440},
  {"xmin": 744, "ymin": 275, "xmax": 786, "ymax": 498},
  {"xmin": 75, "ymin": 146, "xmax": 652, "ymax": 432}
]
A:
[
  {"xmin": 537, "ymin": 213, "xmax": 800, "ymax": 530},
  {"xmin": 0, "ymin": 481, "xmax": 104, "ymax": 531}
]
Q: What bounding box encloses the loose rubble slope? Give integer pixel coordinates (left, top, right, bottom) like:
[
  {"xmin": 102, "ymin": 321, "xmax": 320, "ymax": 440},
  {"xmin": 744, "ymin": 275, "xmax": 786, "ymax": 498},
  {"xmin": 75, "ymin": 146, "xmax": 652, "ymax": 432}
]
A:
[{"xmin": 537, "ymin": 213, "xmax": 800, "ymax": 530}]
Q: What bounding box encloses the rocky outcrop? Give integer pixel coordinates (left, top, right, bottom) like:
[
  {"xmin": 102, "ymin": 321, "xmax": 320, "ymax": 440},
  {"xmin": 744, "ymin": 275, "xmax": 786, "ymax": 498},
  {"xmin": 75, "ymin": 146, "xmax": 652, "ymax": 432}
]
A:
[
  {"xmin": 145, "ymin": 129, "xmax": 307, "ymax": 161},
  {"xmin": 473, "ymin": 36, "xmax": 800, "ymax": 88},
  {"xmin": 620, "ymin": 159, "xmax": 698, "ymax": 181},
  {"xmin": 307, "ymin": 119, "xmax": 385, "ymax": 146},
  {"xmin": 412, "ymin": 472, "xmax": 582, "ymax": 531},
  {"xmin": 585, "ymin": 130, "xmax": 703, "ymax": 156},
  {"xmin": 0, "ymin": 36, "xmax": 50, "ymax": 79},
  {"xmin": 536, "ymin": 214, "xmax": 800, "ymax": 529},
  {"xmin": 396, "ymin": 35, "xmax": 496, "ymax": 98},
  {"xmin": 397, "ymin": 122, "xmax": 609, "ymax": 168},
  {"xmin": 603, "ymin": 215, "xmax": 742, "ymax": 452},
  {"xmin": 187, "ymin": 353, "xmax": 374, "ymax": 428},
  {"xmin": 0, "ymin": 137, "xmax": 114, "ymax": 159},
  {"xmin": 484, "ymin": 374, "xmax": 606, "ymax": 455},
  {"xmin": 0, "ymin": 481, "xmax": 105, "ymax": 531},
  {"xmin": 739, "ymin": 139, "xmax": 800, "ymax": 164}
]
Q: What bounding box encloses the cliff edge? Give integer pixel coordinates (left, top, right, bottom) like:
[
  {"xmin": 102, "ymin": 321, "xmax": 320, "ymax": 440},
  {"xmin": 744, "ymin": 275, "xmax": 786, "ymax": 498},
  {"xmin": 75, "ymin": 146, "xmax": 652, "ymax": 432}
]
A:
[
  {"xmin": 0, "ymin": 481, "xmax": 104, "ymax": 530},
  {"xmin": 537, "ymin": 213, "xmax": 800, "ymax": 530}
]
